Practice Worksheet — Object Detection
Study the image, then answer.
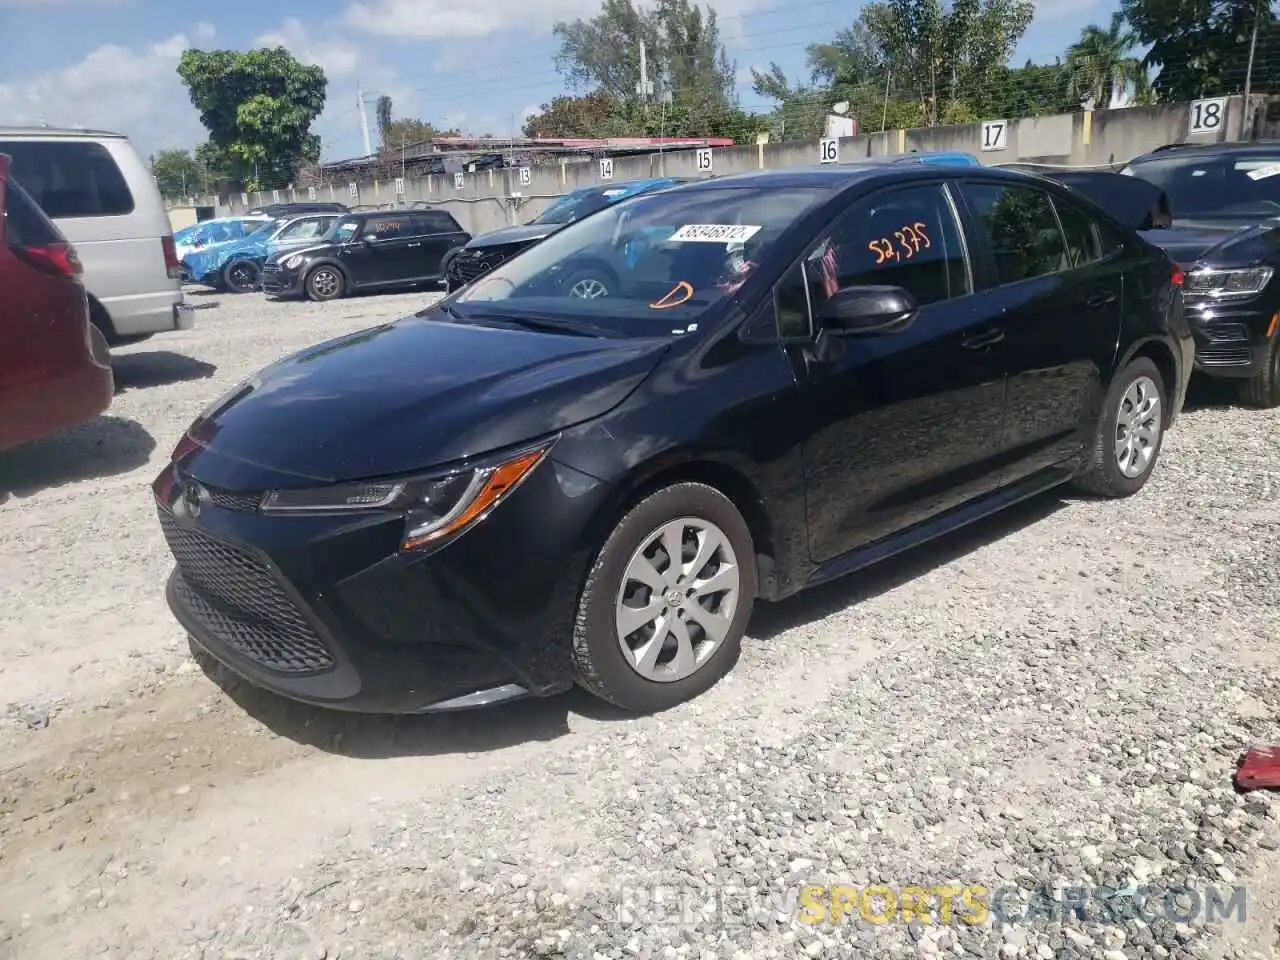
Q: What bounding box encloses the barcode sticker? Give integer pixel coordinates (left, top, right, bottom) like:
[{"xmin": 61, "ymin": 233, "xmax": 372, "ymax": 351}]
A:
[{"xmin": 668, "ymin": 224, "xmax": 762, "ymax": 243}]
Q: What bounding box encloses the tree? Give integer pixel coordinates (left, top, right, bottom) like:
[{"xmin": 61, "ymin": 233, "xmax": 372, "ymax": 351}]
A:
[
  {"xmin": 1120, "ymin": 0, "xmax": 1280, "ymax": 101},
  {"xmin": 376, "ymin": 95, "xmax": 393, "ymax": 144},
  {"xmin": 523, "ymin": 88, "xmax": 766, "ymax": 140},
  {"xmin": 1065, "ymin": 12, "xmax": 1151, "ymax": 108},
  {"xmin": 177, "ymin": 47, "xmax": 326, "ymax": 189},
  {"xmin": 381, "ymin": 118, "xmax": 460, "ymax": 150},
  {"xmin": 150, "ymin": 148, "xmax": 203, "ymax": 200}
]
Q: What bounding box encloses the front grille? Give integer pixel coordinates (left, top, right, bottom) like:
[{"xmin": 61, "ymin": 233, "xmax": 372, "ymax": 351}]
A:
[
  {"xmin": 1198, "ymin": 344, "xmax": 1253, "ymax": 367},
  {"xmin": 1203, "ymin": 322, "xmax": 1250, "ymax": 342},
  {"xmin": 207, "ymin": 488, "xmax": 262, "ymax": 512},
  {"xmin": 450, "ymin": 244, "xmax": 529, "ymax": 285},
  {"xmin": 159, "ymin": 506, "xmax": 335, "ymax": 674}
]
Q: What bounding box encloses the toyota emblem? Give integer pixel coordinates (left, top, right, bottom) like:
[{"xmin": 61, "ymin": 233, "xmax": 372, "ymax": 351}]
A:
[{"xmin": 182, "ymin": 481, "xmax": 205, "ymax": 518}]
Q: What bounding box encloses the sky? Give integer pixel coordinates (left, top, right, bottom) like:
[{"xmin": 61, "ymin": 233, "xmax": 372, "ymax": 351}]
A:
[{"xmin": 0, "ymin": 0, "xmax": 1118, "ymax": 166}]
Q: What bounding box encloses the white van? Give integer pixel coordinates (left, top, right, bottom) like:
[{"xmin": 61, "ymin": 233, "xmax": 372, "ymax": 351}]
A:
[{"xmin": 0, "ymin": 127, "xmax": 192, "ymax": 346}]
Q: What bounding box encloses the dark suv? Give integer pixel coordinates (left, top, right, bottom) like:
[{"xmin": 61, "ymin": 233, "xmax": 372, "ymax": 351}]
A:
[{"xmin": 262, "ymin": 208, "xmax": 471, "ymax": 302}]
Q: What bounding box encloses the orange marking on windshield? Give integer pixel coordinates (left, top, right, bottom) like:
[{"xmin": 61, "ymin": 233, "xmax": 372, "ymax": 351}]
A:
[{"xmin": 650, "ymin": 281, "xmax": 693, "ymax": 309}]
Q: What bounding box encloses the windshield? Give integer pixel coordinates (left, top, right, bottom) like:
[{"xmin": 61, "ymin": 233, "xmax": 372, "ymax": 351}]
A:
[
  {"xmin": 453, "ymin": 185, "xmax": 830, "ymax": 334},
  {"xmin": 1126, "ymin": 154, "xmax": 1280, "ymax": 220},
  {"xmin": 533, "ymin": 186, "xmax": 633, "ymax": 225},
  {"xmin": 249, "ymin": 219, "xmax": 281, "ymax": 238}
]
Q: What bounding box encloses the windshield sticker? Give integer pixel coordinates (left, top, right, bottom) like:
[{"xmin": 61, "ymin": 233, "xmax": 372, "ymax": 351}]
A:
[
  {"xmin": 1245, "ymin": 162, "xmax": 1280, "ymax": 181},
  {"xmin": 603, "ymin": 189, "xmax": 627, "ymax": 197},
  {"xmin": 650, "ymin": 281, "xmax": 694, "ymax": 309},
  {"xmin": 668, "ymin": 224, "xmax": 762, "ymax": 244}
]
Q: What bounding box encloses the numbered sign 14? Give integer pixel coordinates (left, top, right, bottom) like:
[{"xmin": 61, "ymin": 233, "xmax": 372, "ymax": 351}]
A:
[
  {"xmin": 599, "ymin": 157, "xmax": 614, "ymax": 180},
  {"xmin": 1189, "ymin": 98, "xmax": 1226, "ymax": 135},
  {"xmin": 819, "ymin": 138, "xmax": 839, "ymax": 163},
  {"xmin": 696, "ymin": 148, "xmax": 713, "ymax": 173},
  {"xmin": 980, "ymin": 120, "xmax": 1007, "ymax": 152}
]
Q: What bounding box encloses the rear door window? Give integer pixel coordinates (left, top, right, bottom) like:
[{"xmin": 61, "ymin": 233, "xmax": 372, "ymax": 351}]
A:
[
  {"xmin": 961, "ymin": 182, "xmax": 1070, "ymax": 284},
  {"xmin": 362, "ymin": 216, "xmax": 413, "ymax": 240},
  {"xmin": 0, "ymin": 140, "xmax": 135, "ymax": 218},
  {"xmin": 414, "ymin": 211, "xmax": 464, "ymax": 234},
  {"xmin": 4, "ymin": 174, "xmax": 63, "ymax": 247}
]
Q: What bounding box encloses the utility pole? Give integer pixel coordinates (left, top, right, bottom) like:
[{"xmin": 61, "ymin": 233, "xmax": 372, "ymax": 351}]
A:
[
  {"xmin": 636, "ymin": 39, "xmax": 654, "ymax": 120},
  {"xmin": 1241, "ymin": 0, "xmax": 1263, "ymax": 140},
  {"xmin": 357, "ymin": 82, "xmax": 373, "ymax": 157}
]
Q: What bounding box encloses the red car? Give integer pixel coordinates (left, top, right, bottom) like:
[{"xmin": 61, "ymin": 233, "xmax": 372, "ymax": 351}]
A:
[{"xmin": 0, "ymin": 153, "xmax": 113, "ymax": 451}]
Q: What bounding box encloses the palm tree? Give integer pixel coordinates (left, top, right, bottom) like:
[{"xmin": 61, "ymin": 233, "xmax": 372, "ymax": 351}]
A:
[{"xmin": 1065, "ymin": 12, "xmax": 1151, "ymax": 109}]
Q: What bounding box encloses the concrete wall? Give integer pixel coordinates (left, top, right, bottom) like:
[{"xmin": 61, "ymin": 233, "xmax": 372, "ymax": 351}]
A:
[{"xmin": 201, "ymin": 96, "xmax": 1251, "ymax": 236}]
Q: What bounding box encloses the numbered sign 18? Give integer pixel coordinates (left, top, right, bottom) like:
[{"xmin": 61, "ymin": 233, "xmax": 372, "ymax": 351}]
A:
[
  {"xmin": 696, "ymin": 148, "xmax": 713, "ymax": 173},
  {"xmin": 394, "ymin": 177, "xmax": 405, "ymax": 195},
  {"xmin": 1189, "ymin": 98, "xmax": 1226, "ymax": 135},
  {"xmin": 819, "ymin": 138, "xmax": 839, "ymax": 163},
  {"xmin": 518, "ymin": 166, "xmax": 532, "ymax": 186},
  {"xmin": 308, "ymin": 186, "xmax": 318, "ymax": 200},
  {"xmin": 453, "ymin": 172, "xmax": 465, "ymax": 189},
  {"xmin": 348, "ymin": 182, "xmax": 358, "ymax": 198},
  {"xmin": 599, "ymin": 157, "xmax": 614, "ymax": 180},
  {"xmin": 980, "ymin": 120, "xmax": 1008, "ymax": 152}
]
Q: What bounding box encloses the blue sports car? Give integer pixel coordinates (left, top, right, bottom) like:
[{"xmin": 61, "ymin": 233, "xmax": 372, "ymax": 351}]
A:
[{"xmin": 181, "ymin": 213, "xmax": 342, "ymax": 292}]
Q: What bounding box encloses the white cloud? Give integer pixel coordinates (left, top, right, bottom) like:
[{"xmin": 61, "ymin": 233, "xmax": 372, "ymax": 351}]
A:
[
  {"xmin": 520, "ymin": 103, "xmax": 541, "ymax": 119},
  {"xmin": 254, "ymin": 18, "xmax": 360, "ymax": 79},
  {"xmin": 0, "ymin": 31, "xmax": 211, "ymax": 154}
]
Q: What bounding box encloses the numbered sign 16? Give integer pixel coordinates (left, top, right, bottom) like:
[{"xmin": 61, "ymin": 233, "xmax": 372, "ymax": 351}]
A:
[
  {"xmin": 696, "ymin": 148, "xmax": 713, "ymax": 173},
  {"xmin": 453, "ymin": 172, "xmax": 465, "ymax": 189},
  {"xmin": 599, "ymin": 157, "xmax": 614, "ymax": 180},
  {"xmin": 518, "ymin": 166, "xmax": 532, "ymax": 186},
  {"xmin": 348, "ymin": 182, "xmax": 358, "ymax": 198},
  {"xmin": 819, "ymin": 138, "xmax": 839, "ymax": 164},
  {"xmin": 1189, "ymin": 98, "xmax": 1226, "ymax": 135},
  {"xmin": 980, "ymin": 120, "xmax": 1008, "ymax": 152},
  {"xmin": 394, "ymin": 177, "xmax": 405, "ymax": 195},
  {"xmin": 307, "ymin": 186, "xmax": 318, "ymax": 200}
]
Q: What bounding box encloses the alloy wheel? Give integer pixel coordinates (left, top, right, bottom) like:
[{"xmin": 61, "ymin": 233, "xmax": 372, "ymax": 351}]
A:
[
  {"xmin": 1114, "ymin": 374, "xmax": 1162, "ymax": 478},
  {"xmin": 614, "ymin": 517, "xmax": 740, "ymax": 683},
  {"xmin": 310, "ymin": 269, "xmax": 340, "ymax": 299},
  {"xmin": 570, "ymin": 277, "xmax": 608, "ymax": 298}
]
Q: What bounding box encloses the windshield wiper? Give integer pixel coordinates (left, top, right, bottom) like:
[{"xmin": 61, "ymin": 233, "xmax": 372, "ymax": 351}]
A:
[{"xmin": 476, "ymin": 312, "xmax": 616, "ymax": 338}]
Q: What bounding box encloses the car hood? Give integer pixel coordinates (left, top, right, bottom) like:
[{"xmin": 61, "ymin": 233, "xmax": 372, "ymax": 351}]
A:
[
  {"xmin": 178, "ymin": 313, "xmax": 669, "ymax": 487},
  {"xmin": 466, "ymin": 223, "xmax": 558, "ymax": 249},
  {"xmin": 267, "ymin": 241, "xmax": 336, "ymax": 265},
  {"xmin": 265, "ymin": 235, "xmax": 327, "ymax": 258},
  {"xmin": 1141, "ymin": 222, "xmax": 1280, "ymax": 268}
]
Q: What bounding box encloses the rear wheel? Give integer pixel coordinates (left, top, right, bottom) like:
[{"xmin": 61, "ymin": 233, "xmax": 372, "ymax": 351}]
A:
[
  {"xmin": 1072, "ymin": 356, "xmax": 1167, "ymax": 498},
  {"xmin": 572, "ymin": 482, "xmax": 757, "ymax": 713},
  {"xmin": 222, "ymin": 259, "xmax": 260, "ymax": 294},
  {"xmin": 1238, "ymin": 337, "xmax": 1280, "ymax": 409},
  {"xmin": 304, "ymin": 265, "xmax": 345, "ymax": 302}
]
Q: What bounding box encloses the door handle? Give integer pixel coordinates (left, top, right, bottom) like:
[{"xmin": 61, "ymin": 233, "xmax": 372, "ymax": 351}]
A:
[
  {"xmin": 406, "ymin": 242, "xmax": 422, "ymax": 248},
  {"xmin": 1084, "ymin": 290, "xmax": 1116, "ymax": 308},
  {"xmin": 961, "ymin": 328, "xmax": 1005, "ymax": 350}
]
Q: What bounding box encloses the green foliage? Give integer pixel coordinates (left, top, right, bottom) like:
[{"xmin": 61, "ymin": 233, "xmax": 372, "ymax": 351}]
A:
[
  {"xmin": 149, "ymin": 148, "xmax": 203, "ymax": 200},
  {"xmin": 523, "ymin": 89, "xmax": 766, "ymax": 140},
  {"xmin": 177, "ymin": 47, "xmax": 326, "ymax": 189},
  {"xmin": 1065, "ymin": 11, "xmax": 1151, "ymax": 108}
]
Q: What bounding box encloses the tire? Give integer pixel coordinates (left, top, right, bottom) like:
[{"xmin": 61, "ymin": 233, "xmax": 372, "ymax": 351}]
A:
[
  {"xmin": 222, "ymin": 259, "xmax": 260, "ymax": 294},
  {"xmin": 304, "ymin": 265, "xmax": 345, "ymax": 302},
  {"xmin": 1238, "ymin": 337, "xmax": 1280, "ymax": 409},
  {"xmin": 1072, "ymin": 356, "xmax": 1167, "ymax": 498},
  {"xmin": 562, "ymin": 268, "xmax": 613, "ymax": 299},
  {"xmin": 572, "ymin": 482, "xmax": 757, "ymax": 713},
  {"xmin": 439, "ymin": 251, "xmax": 458, "ymax": 291}
]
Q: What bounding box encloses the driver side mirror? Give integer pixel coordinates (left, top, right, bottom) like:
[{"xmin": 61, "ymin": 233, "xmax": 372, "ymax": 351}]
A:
[{"xmin": 817, "ymin": 285, "xmax": 918, "ymax": 335}]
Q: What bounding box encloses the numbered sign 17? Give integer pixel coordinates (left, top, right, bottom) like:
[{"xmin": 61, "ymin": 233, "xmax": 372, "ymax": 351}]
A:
[
  {"xmin": 980, "ymin": 120, "xmax": 1007, "ymax": 152},
  {"xmin": 696, "ymin": 148, "xmax": 713, "ymax": 173},
  {"xmin": 599, "ymin": 158, "xmax": 614, "ymax": 180},
  {"xmin": 1189, "ymin": 98, "xmax": 1226, "ymax": 135},
  {"xmin": 518, "ymin": 166, "xmax": 532, "ymax": 187},
  {"xmin": 819, "ymin": 138, "xmax": 839, "ymax": 164}
]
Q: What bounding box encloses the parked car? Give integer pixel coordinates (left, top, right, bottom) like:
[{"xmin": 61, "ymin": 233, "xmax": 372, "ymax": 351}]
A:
[
  {"xmin": 0, "ymin": 155, "xmax": 113, "ymax": 451},
  {"xmin": 155, "ymin": 163, "xmax": 1191, "ymax": 716},
  {"xmin": 182, "ymin": 213, "xmax": 342, "ymax": 292},
  {"xmin": 443, "ymin": 177, "xmax": 688, "ymax": 292},
  {"xmin": 1121, "ymin": 141, "xmax": 1280, "ymax": 406},
  {"xmin": 261, "ymin": 208, "xmax": 470, "ymax": 301},
  {"xmin": 245, "ymin": 201, "xmax": 349, "ymax": 217},
  {"xmin": 174, "ymin": 215, "xmax": 271, "ymax": 261},
  {"xmin": 0, "ymin": 127, "xmax": 192, "ymax": 347}
]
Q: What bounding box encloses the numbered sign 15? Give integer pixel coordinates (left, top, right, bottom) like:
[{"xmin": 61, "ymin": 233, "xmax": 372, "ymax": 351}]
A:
[
  {"xmin": 518, "ymin": 166, "xmax": 532, "ymax": 186},
  {"xmin": 453, "ymin": 172, "xmax": 465, "ymax": 189},
  {"xmin": 819, "ymin": 138, "xmax": 839, "ymax": 164},
  {"xmin": 1189, "ymin": 98, "xmax": 1226, "ymax": 135},
  {"xmin": 696, "ymin": 148, "xmax": 713, "ymax": 173},
  {"xmin": 348, "ymin": 182, "xmax": 358, "ymax": 198},
  {"xmin": 599, "ymin": 158, "xmax": 614, "ymax": 180},
  {"xmin": 980, "ymin": 120, "xmax": 1008, "ymax": 152},
  {"xmin": 395, "ymin": 177, "xmax": 405, "ymax": 195}
]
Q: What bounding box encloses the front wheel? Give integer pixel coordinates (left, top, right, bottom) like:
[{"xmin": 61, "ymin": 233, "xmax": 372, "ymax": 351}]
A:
[
  {"xmin": 572, "ymin": 482, "xmax": 757, "ymax": 713},
  {"xmin": 562, "ymin": 268, "xmax": 613, "ymax": 299},
  {"xmin": 304, "ymin": 265, "xmax": 345, "ymax": 302},
  {"xmin": 1238, "ymin": 337, "xmax": 1280, "ymax": 409},
  {"xmin": 1072, "ymin": 356, "xmax": 1167, "ymax": 498},
  {"xmin": 222, "ymin": 259, "xmax": 260, "ymax": 294}
]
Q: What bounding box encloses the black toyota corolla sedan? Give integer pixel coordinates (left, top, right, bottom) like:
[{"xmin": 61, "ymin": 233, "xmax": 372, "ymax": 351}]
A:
[{"xmin": 155, "ymin": 164, "xmax": 1192, "ymax": 716}]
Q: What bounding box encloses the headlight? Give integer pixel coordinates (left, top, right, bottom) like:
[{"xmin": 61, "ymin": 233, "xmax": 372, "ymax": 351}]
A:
[
  {"xmin": 283, "ymin": 254, "xmax": 304, "ymax": 269},
  {"xmin": 1184, "ymin": 266, "xmax": 1274, "ymax": 300},
  {"xmin": 260, "ymin": 440, "xmax": 554, "ymax": 550}
]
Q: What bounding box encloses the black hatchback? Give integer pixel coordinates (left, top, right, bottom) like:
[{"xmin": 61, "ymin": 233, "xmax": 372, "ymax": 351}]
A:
[
  {"xmin": 262, "ymin": 208, "xmax": 471, "ymax": 301},
  {"xmin": 156, "ymin": 165, "xmax": 1191, "ymax": 716}
]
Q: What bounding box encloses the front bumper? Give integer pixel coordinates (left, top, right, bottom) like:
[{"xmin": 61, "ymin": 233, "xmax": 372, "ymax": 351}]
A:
[
  {"xmin": 261, "ymin": 263, "xmax": 305, "ymax": 297},
  {"xmin": 152, "ymin": 454, "xmax": 609, "ymax": 713},
  {"xmin": 1187, "ymin": 301, "xmax": 1276, "ymax": 379},
  {"xmin": 445, "ymin": 244, "xmax": 529, "ymax": 289}
]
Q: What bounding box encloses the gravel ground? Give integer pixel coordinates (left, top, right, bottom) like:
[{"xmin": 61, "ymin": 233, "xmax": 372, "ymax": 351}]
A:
[{"xmin": 1, "ymin": 289, "xmax": 1278, "ymax": 960}]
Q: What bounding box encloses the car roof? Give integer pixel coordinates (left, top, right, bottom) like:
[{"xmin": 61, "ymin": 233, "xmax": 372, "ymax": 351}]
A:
[
  {"xmin": 0, "ymin": 125, "xmax": 127, "ymax": 140},
  {"xmin": 1131, "ymin": 140, "xmax": 1280, "ymax": 163},
  {"xmin": 657, "ymin": 162, "xmax": 1028, "ymax": 195}
]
